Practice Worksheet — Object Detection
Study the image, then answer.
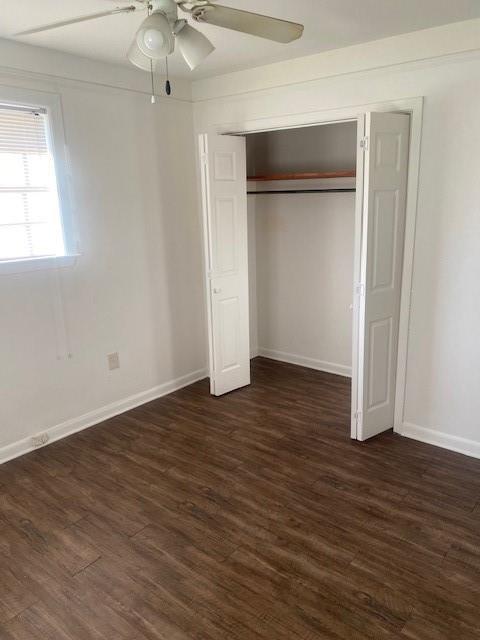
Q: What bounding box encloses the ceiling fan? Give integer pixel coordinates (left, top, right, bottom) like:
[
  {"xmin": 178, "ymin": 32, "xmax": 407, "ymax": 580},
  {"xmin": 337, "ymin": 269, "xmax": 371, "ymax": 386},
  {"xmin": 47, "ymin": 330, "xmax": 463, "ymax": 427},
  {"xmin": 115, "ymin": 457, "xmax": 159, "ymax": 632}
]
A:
[{"xmin": 16, "ymin": 1, "xmax": 304, "ymax": 78}]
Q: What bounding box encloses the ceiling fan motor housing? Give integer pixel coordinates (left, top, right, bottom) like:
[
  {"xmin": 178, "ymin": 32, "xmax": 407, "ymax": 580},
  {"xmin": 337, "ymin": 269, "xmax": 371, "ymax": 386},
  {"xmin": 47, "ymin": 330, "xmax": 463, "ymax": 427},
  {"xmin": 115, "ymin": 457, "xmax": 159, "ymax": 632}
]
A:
[{"xmin": 149, "ymin": 0, "xmax": 179, "ymax": 23}]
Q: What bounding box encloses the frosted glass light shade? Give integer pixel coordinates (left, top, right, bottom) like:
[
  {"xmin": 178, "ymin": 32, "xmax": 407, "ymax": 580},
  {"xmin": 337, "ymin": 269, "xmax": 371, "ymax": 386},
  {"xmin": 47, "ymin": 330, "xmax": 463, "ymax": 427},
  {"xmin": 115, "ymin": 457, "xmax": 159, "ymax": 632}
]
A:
[
  {"xmin": 136, "ymin": 12, "xmax": 174, "ymax": 59},
  {"xmin": 176, "ymin": 23, "xmax": 214, "ymax": 70}
]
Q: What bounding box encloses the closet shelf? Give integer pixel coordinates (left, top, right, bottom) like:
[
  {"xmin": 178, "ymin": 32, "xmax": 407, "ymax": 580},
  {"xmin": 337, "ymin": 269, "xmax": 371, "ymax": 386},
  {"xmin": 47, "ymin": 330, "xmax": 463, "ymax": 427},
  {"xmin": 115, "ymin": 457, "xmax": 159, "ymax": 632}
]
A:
[{"xmin": 247, "ymin": 170, "xmax": 356, "ymax": 182}]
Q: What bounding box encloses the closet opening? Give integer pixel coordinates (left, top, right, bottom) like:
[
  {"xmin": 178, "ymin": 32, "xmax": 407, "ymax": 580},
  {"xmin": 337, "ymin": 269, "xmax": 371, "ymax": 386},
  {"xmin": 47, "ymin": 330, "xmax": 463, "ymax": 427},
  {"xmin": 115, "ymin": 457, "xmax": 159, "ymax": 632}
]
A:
[
  {"xmin": 246, "ymin": 122, "xmax": 357, "ymax": 432},
  {"xmin": 199, "ymin": 110, "xmax": 411, "ymax": 443}
]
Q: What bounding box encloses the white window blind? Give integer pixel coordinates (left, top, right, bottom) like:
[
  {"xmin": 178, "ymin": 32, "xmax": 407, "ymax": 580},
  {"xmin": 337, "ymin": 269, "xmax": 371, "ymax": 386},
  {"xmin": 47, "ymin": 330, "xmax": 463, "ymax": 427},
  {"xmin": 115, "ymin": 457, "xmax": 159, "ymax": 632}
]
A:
[{"xmin": 0, "ymin": 104, "xmax": 65, "ymax": 262}]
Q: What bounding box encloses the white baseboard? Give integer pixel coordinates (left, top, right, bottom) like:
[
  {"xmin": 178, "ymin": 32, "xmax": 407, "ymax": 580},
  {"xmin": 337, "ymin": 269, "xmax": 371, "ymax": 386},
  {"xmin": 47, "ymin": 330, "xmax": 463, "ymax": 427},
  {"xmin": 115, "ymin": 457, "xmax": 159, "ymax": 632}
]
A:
[
  {"xmin": 0, "ymin": 368, "xmax": 207, "ymax": 465},
  {"xmin": 257, "ymin": 347, "xmax": 352, "ymax": 378},
  {"xmin": 399, "ymin": 421, "xmax": 480, "ymax": 460}
]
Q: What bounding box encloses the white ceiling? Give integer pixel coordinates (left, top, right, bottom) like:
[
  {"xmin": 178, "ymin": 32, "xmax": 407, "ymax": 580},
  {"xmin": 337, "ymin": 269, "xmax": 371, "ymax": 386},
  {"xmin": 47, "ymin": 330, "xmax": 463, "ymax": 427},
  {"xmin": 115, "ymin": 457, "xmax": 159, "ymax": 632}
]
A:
[{"xmin": 3, "ymin": 0, "xmax": 480, "ymax": 79}]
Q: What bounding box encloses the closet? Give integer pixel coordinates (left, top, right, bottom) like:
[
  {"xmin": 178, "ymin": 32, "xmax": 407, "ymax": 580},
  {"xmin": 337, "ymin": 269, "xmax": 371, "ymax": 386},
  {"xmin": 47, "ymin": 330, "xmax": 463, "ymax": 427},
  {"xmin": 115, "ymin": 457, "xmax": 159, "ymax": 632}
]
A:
[
  {"xmin": 199, "ymin": 111, "xmax": 410, "ymax": 442},
  {"xmin": 246, "ymin": 122, "xmax": 357, "ymax": 378}
]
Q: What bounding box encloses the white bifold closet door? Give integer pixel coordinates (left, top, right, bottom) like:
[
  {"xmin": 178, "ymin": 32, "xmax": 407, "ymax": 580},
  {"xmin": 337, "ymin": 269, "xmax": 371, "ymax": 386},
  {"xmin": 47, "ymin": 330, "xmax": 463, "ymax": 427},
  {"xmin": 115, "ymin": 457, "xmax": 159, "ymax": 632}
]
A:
[
  {"xmin": 199, "ymin": 133, "xmax": 250, "ymax": 396},
  {"xmin": 356, "ymin": 112, "xmax": 410, "ymax": 440},
  {"xmin": 199, "ymin": 115, "xmax": 410, "ymax": 431}
]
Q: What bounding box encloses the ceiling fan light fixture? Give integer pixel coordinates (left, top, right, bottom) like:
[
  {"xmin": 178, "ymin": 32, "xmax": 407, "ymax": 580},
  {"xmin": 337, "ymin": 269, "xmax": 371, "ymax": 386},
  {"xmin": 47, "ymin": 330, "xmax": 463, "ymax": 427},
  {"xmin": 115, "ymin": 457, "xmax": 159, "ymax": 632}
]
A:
[
  {"xmin": 136, "ymin": 11, "xmax": 174, "ymax": 59},
  {"xmin": 127, "ymin": 40, "xmax": 157, "ymax": 72},
  {"xmin": 176, "ymin": 22, "xmax": 215, "ymax": 70}
]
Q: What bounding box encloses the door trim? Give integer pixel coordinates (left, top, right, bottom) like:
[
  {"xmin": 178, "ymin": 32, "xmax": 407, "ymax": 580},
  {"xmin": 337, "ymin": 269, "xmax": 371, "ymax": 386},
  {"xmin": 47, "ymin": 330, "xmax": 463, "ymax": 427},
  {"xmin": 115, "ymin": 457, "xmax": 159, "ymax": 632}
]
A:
[
  {"xmin": 205, "ymin": 96, "xmax": 424, "ymax": 437},
  {"xmin": 351, "ymin": 115, "xmax": 366, "ymax": 438},
  {"xmin": 199, "ymin": 134, "xmax": 216, "ymax": 394}
]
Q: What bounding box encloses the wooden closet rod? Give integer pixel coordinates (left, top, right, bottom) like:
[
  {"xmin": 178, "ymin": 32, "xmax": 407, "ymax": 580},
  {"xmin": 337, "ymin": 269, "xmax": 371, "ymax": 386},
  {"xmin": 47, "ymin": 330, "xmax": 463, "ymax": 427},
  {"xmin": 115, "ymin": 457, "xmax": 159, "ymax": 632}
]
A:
[{"xmin": 247, "ymin": 188, "xmax": 356, "ymax": 195}]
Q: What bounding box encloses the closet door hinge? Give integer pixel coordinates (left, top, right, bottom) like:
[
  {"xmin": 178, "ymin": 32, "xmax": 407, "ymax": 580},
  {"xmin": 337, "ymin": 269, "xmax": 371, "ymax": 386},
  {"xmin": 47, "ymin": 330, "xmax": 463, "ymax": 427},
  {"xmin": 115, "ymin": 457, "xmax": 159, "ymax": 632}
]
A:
[
  {"xmin": 355, "ymin": 282, "xmax": 365, "ymax": 297},
  {"xmin": 360, "ymin": 136, "xmax": 369, "ymax": 151},
  {"xmin": 200, "ymin": 152, "xmax": 208, "ymax": 166},
  {"xmin": 355, "ymin": 410, "xmax": 362, "ymax": 426}
]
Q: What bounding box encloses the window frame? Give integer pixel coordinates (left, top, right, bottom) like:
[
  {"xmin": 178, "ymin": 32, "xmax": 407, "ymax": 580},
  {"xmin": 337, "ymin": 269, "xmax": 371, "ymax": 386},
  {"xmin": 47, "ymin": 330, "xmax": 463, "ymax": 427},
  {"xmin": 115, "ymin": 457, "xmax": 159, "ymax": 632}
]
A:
[{"xmin": 0, "ymin": 86, "xmax": 78, "ymax": 274}]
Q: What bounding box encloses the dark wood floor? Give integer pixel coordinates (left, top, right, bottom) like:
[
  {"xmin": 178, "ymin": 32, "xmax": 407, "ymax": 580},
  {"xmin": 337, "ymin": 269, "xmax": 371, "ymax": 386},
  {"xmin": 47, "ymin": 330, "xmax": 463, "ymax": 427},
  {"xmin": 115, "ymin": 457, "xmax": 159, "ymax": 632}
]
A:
[{"xmin": 1, "ymin": 357, "xmax": 480, "ymax": 639}]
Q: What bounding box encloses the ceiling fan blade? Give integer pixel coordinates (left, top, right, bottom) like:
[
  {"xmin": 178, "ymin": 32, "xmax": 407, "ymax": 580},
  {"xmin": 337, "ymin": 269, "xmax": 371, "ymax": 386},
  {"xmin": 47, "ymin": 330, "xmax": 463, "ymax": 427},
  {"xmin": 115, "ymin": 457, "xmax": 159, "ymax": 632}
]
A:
[
  {"xmin": 15, "ymin": 6, "xmax": 137, "ymax": 36},
  {"xmin": 191, "ymin": 4, "xmax": 303, "ymax": 43}
]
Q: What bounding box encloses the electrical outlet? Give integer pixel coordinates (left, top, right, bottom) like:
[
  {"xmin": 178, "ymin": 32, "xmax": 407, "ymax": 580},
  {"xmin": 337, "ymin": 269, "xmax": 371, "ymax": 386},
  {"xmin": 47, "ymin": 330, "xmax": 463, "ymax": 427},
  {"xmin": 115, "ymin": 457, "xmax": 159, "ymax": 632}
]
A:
[
  {"xmin": 31, "ymin": 433, "xmax": 49, "ymax": 448},
  {"xmin": 107, "ymin": 352, "xmax": 120, "ymax": 370}
]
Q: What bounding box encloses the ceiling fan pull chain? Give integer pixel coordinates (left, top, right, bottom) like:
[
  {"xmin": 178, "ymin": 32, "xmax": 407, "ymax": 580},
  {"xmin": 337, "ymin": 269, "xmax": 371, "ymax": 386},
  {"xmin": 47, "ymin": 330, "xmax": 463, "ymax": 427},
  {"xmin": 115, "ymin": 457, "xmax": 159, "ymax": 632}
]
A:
[
  {"xmin": 165, "ymin": 56, "xmax": 172, "ymax": 96},
  {"xmin": 150, "ymin": 59, "xmax": 157, "ymax": 104}
]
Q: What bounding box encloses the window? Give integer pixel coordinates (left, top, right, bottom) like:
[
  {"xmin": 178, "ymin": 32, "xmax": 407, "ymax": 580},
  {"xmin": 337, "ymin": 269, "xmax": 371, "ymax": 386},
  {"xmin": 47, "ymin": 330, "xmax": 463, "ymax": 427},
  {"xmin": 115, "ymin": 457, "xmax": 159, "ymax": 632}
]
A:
[{"xmin": 0, "ymin": 103, "xmax": 67, "ymax": 263}]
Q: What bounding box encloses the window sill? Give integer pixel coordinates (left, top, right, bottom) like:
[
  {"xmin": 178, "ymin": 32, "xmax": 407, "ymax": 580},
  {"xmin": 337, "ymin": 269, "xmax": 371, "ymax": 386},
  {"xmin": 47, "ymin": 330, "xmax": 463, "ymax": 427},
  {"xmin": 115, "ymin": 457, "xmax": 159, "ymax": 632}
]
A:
[{"xmin": 0, "ymin": 254, "xmax": 80, "ymax": 275}]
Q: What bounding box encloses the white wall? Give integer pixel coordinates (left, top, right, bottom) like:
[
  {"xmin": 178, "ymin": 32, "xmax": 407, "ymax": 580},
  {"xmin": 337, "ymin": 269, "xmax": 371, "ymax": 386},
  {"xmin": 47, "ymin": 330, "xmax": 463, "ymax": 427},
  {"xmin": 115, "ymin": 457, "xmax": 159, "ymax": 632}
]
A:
[
  {"xmin": 247, "ymin": 201, "xmax": 259, "ymax": 358},
  {"xmin": 0, "ymin": 41, "xmax": 206, "ymax": 461},
  {"xmin": 246, "ymin": 122, "xmax": 357, "ymax": 176},
  {"xmin": 249, "ymin": 192, "xmax": 355, "ymax": 376},
  {"xmin": 193, "ymin": 19, "xmax": 480, "ymax": 457},
  {"xmin": 246, "ymin": 124, "xmax": 356, "ymax": 376}
]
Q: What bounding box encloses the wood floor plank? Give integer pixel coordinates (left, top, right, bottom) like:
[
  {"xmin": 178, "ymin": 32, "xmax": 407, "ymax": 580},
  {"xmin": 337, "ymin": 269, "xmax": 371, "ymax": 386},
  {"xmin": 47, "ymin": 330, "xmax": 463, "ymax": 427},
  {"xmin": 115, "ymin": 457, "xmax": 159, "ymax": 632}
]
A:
[{"xmin": 1, "ymin": 357, "xmax": 479, "ymax": 639}]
